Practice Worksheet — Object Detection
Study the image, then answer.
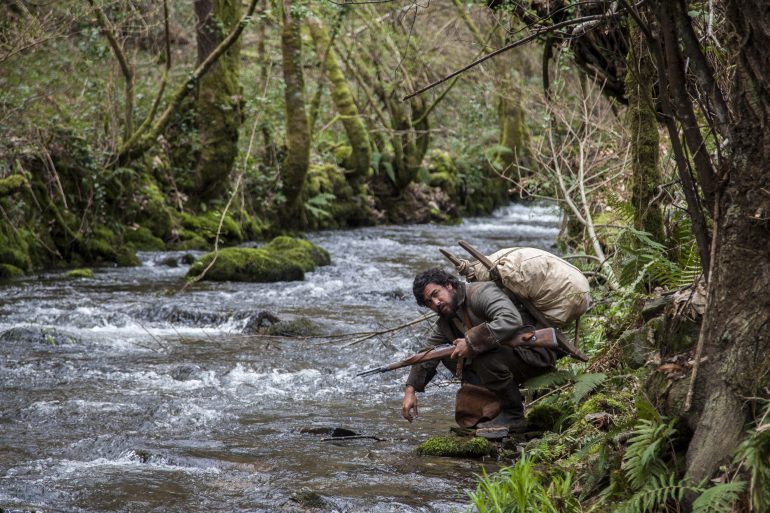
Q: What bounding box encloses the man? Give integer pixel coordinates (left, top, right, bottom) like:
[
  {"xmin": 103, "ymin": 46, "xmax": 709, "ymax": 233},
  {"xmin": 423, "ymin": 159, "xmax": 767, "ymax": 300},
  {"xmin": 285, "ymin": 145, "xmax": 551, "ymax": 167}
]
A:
[{"xmin": 402, "ymin": 268, "xmax": 558, "ymax": 438}]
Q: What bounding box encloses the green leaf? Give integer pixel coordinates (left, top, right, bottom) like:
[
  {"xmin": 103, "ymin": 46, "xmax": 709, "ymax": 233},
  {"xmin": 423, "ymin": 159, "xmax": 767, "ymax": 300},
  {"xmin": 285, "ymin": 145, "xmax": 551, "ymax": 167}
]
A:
[
  {"xmin": 572, "ymin": 372, "xmax": 607, "ymax": 403},
  {"xmin": 692, "ymin": 481, "xmax": 745, "ymax": 513}
]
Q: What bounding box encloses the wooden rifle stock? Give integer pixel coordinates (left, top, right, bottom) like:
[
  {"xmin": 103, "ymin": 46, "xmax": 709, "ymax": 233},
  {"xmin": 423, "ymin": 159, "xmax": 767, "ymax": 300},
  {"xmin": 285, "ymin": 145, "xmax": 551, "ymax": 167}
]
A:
[{"xmin": 356, "ymin": 327, "xmax": 557, "ymax": 377}]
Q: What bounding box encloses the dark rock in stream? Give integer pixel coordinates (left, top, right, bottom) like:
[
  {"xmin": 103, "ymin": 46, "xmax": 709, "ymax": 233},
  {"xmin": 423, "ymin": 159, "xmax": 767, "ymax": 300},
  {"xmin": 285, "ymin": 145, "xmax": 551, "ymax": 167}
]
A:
[
  {"xmin": 289, "ymin": 488, "xmax": 328, "ymax": 509},
  {"xmin": 170, "ymin": 363, "xmax": 203, "ymax": 381},
  {"xmin": 299, "ymin": 426, "xmax": 358, "ymax": 437},
  {"xmin": 0, "ymin": 325, "xmax": 80, "ymax": 346}
]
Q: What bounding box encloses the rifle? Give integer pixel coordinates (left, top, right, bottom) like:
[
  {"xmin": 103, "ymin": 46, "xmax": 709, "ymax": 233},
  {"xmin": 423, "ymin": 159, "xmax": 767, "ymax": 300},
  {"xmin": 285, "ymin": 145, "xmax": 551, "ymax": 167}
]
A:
[
  {"xmin": 356, "ymin": 327, "xmax": 557, "ymax": 377},
  {"xmin": 444, "ymin": 240, "xmax": 589, "ymax": 363}
]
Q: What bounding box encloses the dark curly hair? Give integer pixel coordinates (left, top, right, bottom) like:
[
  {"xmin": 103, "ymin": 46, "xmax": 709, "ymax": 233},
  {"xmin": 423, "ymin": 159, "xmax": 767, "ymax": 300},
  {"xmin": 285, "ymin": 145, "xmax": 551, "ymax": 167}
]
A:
[{"xmin": 412, "ymin": 268, "xmax": 460, "ymax": 307}]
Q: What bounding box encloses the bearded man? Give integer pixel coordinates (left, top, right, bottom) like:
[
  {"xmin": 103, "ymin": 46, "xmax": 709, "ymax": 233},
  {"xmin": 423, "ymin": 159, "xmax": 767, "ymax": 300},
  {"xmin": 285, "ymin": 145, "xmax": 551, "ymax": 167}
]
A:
[{"xmin": 402, "ymin": 268, "xmax": 558, "ymax": 438}]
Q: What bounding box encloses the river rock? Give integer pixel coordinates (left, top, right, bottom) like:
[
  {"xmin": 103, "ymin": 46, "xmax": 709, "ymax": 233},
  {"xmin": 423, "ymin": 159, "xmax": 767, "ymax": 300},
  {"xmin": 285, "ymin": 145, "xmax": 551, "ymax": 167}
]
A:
[
  {"xmin": 415, "ymin": 435, "xmax": 494, "ymax": 458},
  {"xmin": 0, "ymin": 325, "xmax": 79, "ymax": 346},
  {"xmin": 186, "ymin": 236, "xmax": 330, "ymax": 283}
]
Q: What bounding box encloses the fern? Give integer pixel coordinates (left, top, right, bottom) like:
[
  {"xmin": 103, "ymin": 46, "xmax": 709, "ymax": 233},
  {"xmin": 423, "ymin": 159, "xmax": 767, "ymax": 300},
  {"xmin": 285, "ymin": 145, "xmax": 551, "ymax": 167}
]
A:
[
  {"xmin": 622, "ymin": 418, "xmax": 677, "ymax": 490},
  {"xmin": 734, "ymin": 402, "xmax": 770, "ymax": 512},
  {"xmin": 572, "ymin": 372, "xmax": 608, "ymax": 404},
  {"xmin": 692, "ymin": 481, "xmax": 745, "ymax": 513},
  {"xmin": 523, "ymin": 369, "xmax": 574, "ymax": 392},
  {"xmin": 618, "ymin": 472, "xmax": 686, "ymax": 513}
]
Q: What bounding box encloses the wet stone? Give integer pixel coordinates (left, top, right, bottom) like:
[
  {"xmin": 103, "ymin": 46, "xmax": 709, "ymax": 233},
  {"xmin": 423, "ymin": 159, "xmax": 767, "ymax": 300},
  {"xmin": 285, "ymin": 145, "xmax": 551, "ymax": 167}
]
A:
[{"xmin": 289, "ymin": 488, "xmax": 327, "ymax": 509}]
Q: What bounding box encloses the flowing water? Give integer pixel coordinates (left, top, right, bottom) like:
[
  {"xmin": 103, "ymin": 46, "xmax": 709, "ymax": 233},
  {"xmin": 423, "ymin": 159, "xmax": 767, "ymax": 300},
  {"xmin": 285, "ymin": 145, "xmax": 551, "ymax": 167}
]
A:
[{"xmin": 0, "ymin": 202, "xmax": 561, "ymax": 513}]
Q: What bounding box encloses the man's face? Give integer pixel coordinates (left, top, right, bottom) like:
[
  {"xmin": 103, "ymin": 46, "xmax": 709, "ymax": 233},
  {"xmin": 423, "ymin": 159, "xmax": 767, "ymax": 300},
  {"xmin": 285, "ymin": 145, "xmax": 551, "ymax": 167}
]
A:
[{"xmin": 423, "ymin": 282, "xmax": 457, "ymax": 318}]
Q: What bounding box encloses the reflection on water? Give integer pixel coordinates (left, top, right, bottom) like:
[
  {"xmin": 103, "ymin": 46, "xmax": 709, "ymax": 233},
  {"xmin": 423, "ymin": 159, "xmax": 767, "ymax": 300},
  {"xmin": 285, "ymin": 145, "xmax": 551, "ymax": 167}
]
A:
[{"xmin": 0, "ymin": 203, "xmax": 561, "ymax": 512}]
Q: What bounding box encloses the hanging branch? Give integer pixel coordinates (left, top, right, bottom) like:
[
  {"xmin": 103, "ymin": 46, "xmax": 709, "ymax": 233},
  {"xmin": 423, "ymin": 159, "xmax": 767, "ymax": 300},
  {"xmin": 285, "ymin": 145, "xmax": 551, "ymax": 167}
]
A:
[
  {"xmin": 403, "ymin": 10, "xmax": 627, "ymax": 101},
  {"xmin": 87, "ymin": 0, "xmax": 135, "ymax": 140},
  {"xmin": 117, "ymin": 0, "xmax": 259, "ymax": 163}
]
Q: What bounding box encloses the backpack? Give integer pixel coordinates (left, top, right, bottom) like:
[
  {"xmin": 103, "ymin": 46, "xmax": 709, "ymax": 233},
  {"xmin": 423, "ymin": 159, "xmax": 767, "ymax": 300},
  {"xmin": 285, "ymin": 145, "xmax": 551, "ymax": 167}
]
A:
[{"xmin": 456, "ymin": 247, "xmax": 591, "ymax": 328}]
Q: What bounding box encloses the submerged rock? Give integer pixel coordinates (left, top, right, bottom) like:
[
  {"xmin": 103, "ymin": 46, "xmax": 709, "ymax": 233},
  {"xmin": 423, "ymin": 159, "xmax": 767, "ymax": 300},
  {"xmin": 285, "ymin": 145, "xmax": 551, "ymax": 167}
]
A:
[
  {"xmin": 65, "ymin": 268, "xmax": 94, "ymax": 279},
  {"xmin": 0, "ymin": 326, "xmax": 78, "ymax": 346},
  {"xmin": 289, "ymin": 487, "xmax": 328, "ymax": 509},
  {"xmin": 415, "ymin": 435, "xmax": 494, "ymax": 458},
  {"xmin": 186, "ymin": 236, "xmax": 330, "ymax": 283}
]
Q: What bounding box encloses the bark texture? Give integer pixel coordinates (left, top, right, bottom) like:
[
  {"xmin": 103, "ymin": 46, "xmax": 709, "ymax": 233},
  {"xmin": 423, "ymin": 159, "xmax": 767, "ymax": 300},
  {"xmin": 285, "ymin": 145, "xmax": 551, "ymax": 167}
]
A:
[
  {"xmin": 625, "ymin": 22, "xmax": 664, "ymax": 243},
  {"xmin": 307, "ymin": 17, "xmax": 371, "ymax": 184},
  {"xmin": 281, "ymin": 0, "xmax": 311, "ymax": 225},
  {"xmin": 684, "ymin": 0, "xmax": 770, "ymax": 484},
  {"xmin": 193, "ymin": 0, "xmax": 242, "ymax": 203}
]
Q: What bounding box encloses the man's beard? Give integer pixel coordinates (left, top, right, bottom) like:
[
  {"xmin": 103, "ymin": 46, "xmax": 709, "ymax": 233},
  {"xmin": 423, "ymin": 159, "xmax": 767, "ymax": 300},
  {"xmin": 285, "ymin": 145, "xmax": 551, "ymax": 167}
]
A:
[{"xmin": 439, "ymin": 293, "xmax": 460, "ymax": 319}]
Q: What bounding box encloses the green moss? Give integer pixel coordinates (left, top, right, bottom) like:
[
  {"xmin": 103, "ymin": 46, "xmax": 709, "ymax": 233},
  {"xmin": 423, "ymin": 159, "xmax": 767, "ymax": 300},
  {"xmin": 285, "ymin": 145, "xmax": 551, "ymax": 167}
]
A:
[
  {"xmin": 0, "ymin": 263, "xmax": 24, "ymax": 279},
  {"xmin": 0, "ymin": 175, "xmax": 29, "ymax": 196},
  {"xmin": 266, "ymin": 235, "xmax": 330, "ymax": 270},
  {"xmin": 416, "ymin": 435, "xmax": 494, "ymax": 458},
  {"xmin": 334, "ymin": 145, "xmax": 353, "ymax": 168},
  {"xmin": 124, "ymin": 226, "xmax": 166, "ymax": 251},
  {"xmin": 526, "ymin": 403, "xmax": 568, "ymax": 432},
  {"xmin": 66, "ymin": 268, "xmax": 94, "ymax": 278},
  {"xmin": 84, "ymin": 225, "xmax": 139, "ymax": 267},
  {"xmin": 133, "ymin": 180, "xmax": 173, "ymax": 240},
  {"xmin": 186, "ymin": 247, "xmax": 305, "ymax": 282},
  {"xmin": 176, "ymin": 211, "xmax": 244, "ymax": 247}
]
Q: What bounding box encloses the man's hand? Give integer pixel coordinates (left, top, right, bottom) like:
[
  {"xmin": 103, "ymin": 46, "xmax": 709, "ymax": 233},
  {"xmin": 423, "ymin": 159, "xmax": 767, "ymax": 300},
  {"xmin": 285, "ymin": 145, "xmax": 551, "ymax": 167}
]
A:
[
  {"xmin": 402, "ymin": 385, "xmax": 418, "ymax": 422},
  {"xmin": 451, "ymin": 337, "xmax": 471, "ymax": 359}
]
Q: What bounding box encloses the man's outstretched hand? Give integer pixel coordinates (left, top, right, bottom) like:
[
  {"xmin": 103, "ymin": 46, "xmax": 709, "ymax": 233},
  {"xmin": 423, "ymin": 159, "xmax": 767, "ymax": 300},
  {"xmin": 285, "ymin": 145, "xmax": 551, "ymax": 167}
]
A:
[{"xmin": 402, "ymin": 385, "xmax": 418, "ymax": 422}]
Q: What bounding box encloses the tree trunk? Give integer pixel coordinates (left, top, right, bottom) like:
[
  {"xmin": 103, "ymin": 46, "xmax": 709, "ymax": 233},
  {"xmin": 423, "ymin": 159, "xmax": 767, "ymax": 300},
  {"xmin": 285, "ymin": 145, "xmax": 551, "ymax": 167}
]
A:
[
  {"xmin": 625, "ymin": 22, "xmax": 665, "ymax": 244},
  {"xmin": 307, "ymin": 16, "xmax": 371, "ymax": 185},
  {"xmin": 280, "ymin": 0, "xmax": 311, "ymax": 226},
  {"xmin": 194, "ymin": 0, "xmax": 242, "ymax": 204},
  {"xmin": 683, "ymin": 0, "xmax": 770, "ymax": 485}
]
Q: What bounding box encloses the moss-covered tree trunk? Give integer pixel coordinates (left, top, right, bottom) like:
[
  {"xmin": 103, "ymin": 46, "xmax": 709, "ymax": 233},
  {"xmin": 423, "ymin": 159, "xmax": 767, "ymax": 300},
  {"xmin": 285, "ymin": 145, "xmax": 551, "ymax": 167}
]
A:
[
  {"xmin": 194, "ymin": 0, "xmax": 242, "ymax": 203},
  {"xmin": 307, "ymin": 16, "xmax": 371, "ymax": 185},
  {"xmin": 625, "ymin": 23, "xmax": 665, "ymax": 243},
  {"xmin": 498, "ymin": 92, "xmax": 533, "ymax": 174},
  {"xmin": 280, "ymin": 0, "xmax": 310, "ymax": 226}
]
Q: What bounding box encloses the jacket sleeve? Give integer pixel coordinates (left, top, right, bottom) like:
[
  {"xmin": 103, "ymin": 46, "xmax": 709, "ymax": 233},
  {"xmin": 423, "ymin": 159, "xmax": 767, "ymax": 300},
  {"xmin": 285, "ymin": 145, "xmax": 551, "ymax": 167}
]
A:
[
  {"xmin": 405, "ymin": 319, "xmax": 449, "ymax": 392},
  {"xmin": 465, "ymin": 283, "xmax": 523, "ymax": 355}
]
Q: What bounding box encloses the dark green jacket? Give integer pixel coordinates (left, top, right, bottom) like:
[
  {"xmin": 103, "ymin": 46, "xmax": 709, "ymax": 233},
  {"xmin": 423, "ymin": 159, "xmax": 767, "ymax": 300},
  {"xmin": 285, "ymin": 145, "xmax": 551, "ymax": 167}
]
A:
[{"xmin": 406, "ymin": 281, "xmax": 534, "ymax": 392}]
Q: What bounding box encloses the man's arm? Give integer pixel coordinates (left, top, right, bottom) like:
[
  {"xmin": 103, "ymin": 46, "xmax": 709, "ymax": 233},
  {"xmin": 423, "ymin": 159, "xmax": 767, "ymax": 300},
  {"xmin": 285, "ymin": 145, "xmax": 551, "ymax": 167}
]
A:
[
  {"xmin": 464, "ymin": 282, "xmax": 523, "ymax": 355},
  {"xmin": 401, "ymin": 319, "xmax": 449, "ymax": 421}
]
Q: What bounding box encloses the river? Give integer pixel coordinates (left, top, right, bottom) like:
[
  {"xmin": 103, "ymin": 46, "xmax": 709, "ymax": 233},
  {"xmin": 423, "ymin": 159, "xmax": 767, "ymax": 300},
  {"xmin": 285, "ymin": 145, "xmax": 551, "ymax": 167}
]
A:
[{"xmin": 0, "ymin": 202, "xmax": 561, "ymax": 513}]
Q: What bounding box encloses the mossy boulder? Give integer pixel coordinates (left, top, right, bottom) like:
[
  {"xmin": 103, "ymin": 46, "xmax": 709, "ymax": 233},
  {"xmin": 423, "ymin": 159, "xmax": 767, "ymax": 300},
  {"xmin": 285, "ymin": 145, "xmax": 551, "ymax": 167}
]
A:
[
  {"xmin": 174, "ymin": 211, "xmax": 244, "ymax": 249},
  {"xmin": 526, "ymin": 402, "xmax": 570, "ymax": 432},
  {"xmin": 186, "ymin": 237, "xmax": 329, "ymax": 283},
  {"xmin": 65, "ymin": 268, "xmax": 94, "ymax": 279},
  {"xmin": 187, "ymin": 247, "xmax": 304, "ymax": 282},
  {"xmin": 124, "ymin": 226, "xmax": 166, "ymax": 251},
  {"xmin": 132, "ymin": 178, "xmax": 173, "ymax": 241},
  {"xmin": 266, "ymin": 318, "xmax": 322, "ymax": 337},
  {"xmin": 415, "ymin": 435, "xmax": 494, "ymax": 458},
  {"xmin": 85, "ymin": 225, "xmax": 140, "ymax": 267},
  {"xmin": 0, "ymin": 263, "xmax": 24, "ymax": 279},
  {"xmin": 305, "ymin": 163, "xmax": 374, "ymax": 229},
  {"xmin": 265, "ymin": 235, "xmax": 330, "ymax": 271}
]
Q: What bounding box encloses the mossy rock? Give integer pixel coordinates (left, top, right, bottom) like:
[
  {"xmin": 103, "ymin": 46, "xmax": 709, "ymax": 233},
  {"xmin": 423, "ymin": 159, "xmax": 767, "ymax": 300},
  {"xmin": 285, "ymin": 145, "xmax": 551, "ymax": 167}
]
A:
[
  {"xmin": 305, "ymin": 164, "xmax": 374, "ymax": 229},
  {"xmin": 65, "ymin": 268, "xmax": 94, "ymax": 279},
  {"xmin": 526, "ymin": 403, "xmax": 568, "ymax": 432},
  {"xmin": 266, "ymin": 236, "xmax": 331, "ymax": 271},
  {"xmin": 186, "ymin": 247, "xmax": 305, "ymax": 283},
  {"xmin": 85, "ymin": 225, "xmax": 139, "ymax": 267},
  {"xmin": 0, "ymin": 263, "xmax": 24, "ymax": 279},
  {"xmin": 173, "ymin": 229, "xmax": 209, "ymax": 250},
  {"xmin": 133, "ymin": 179, "xmax": 173, "ymax": 240},
  {"xmin": 266, "ymin": 318, "xmax": 322, "ymax": 337},
  {"xmin": 124, "ymin": 226, "xmax": 166, "ymax": 251},
  {"xmin": 176, "ymin": 211, "xmax": 244, "ymax": 247},
  {"xmin": 415, "ymin": 435, "xmax": 494, "ymax": 458},
  {"xmin": 290, "ymin": 488, "xmax": 327, "ymax": 509}
]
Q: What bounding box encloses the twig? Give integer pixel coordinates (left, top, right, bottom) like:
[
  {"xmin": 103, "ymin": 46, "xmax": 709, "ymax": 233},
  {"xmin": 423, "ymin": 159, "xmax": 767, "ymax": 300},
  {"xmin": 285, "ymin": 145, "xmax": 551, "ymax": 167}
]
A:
[
  {"xmin": 342, "ymin": 313, "xmax": 435, "ymax": 347},
  {"xmin": 321, "ymin": 435, "xmax": 386, "ymax": 442}
]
